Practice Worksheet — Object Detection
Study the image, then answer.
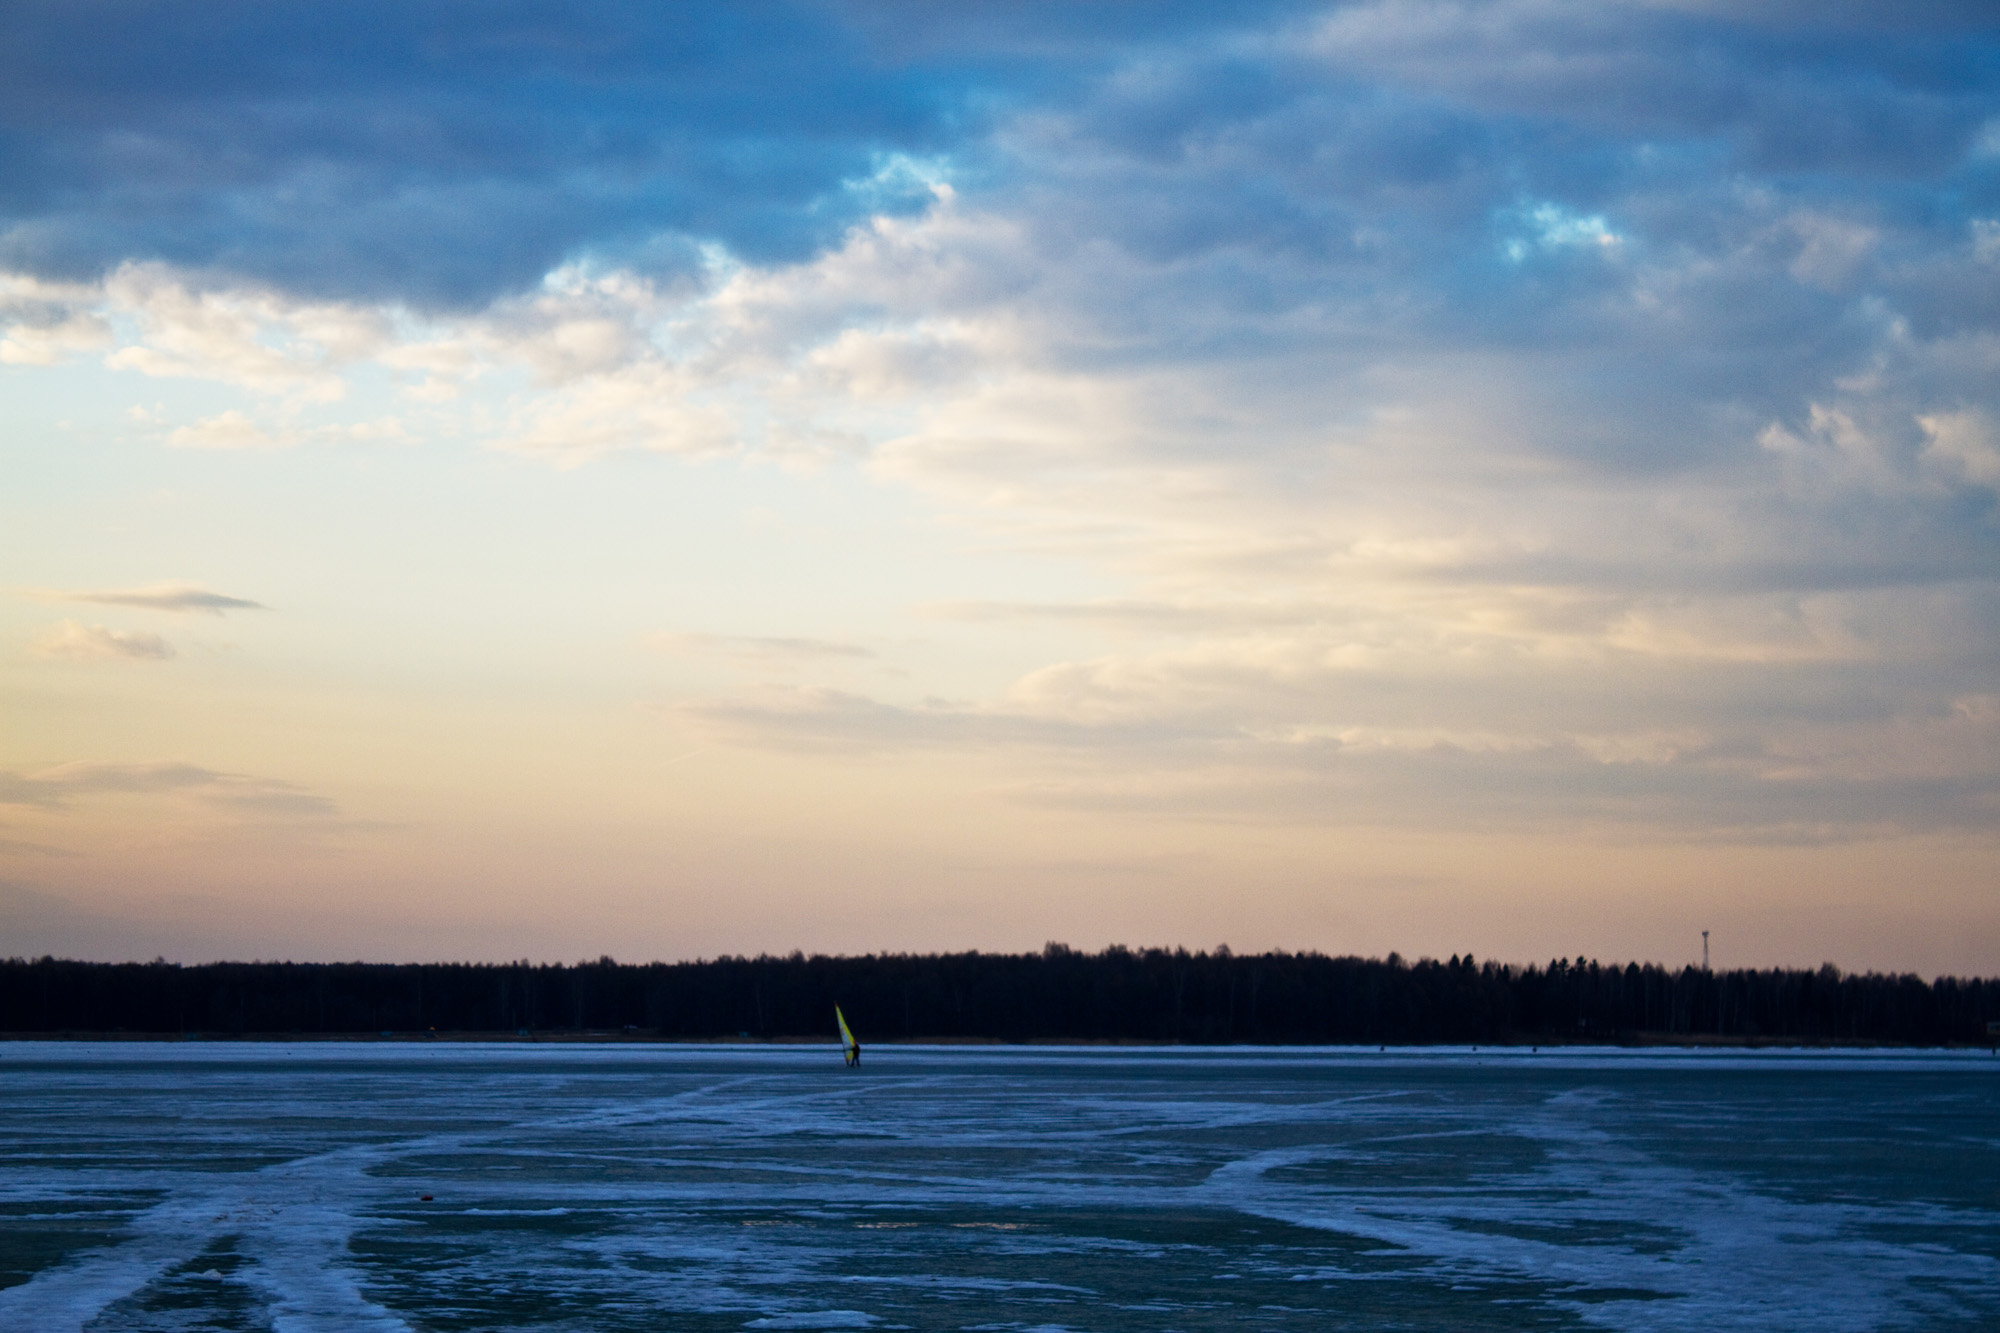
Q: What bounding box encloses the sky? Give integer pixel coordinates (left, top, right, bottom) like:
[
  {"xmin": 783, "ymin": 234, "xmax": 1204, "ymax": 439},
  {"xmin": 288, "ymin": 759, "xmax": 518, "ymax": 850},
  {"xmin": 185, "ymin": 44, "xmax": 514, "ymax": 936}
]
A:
[{"xmin": 2, "ymin": 0, "xmax": 1997, "ymax": 972}]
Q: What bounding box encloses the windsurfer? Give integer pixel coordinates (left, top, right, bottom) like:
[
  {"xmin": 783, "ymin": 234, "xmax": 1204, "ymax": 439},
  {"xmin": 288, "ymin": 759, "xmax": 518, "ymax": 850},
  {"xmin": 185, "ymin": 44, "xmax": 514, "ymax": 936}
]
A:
[{"xmin": 837, "ymin": 1005, "xmax": 860, "ymax": 1069}]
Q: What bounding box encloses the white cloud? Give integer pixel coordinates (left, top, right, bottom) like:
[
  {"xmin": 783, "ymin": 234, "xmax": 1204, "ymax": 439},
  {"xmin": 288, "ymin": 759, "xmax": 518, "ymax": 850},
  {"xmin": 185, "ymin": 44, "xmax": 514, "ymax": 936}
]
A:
[
  {"xmin": 159, "ymin": 409, "xmax": 410, "ymax": 451},
  {"xmin": 490, "ymin": 361, "xmax": 742, "ymax": 463},
  {"xmin": 1919, "ymin": 409, "xmax": 2000, "ymax": 488},
  {"xmin": 0, "ymin": 311, "xmax": 111, "ymax": 366},
  {"xmin": 166, "ymin": 409, "xmax": 290, "ymax": 450},
  {"xmin": 1757, "ymin": 403, "xmax": 1911, "ymax": 495},
  {"xmin": 98, "ymin": 263, "xmax": 383, "ymax": 402}
]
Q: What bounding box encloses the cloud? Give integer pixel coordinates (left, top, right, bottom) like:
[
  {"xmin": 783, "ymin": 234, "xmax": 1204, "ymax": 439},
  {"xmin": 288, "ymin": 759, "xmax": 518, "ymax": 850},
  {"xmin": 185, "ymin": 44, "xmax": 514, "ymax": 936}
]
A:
[
  {"xmin": 1501, "ymin": 200, "xmax": 1622, "ymax": 263},
  {"xmin": 33, "ymin": 583, "xmax": 268, "ymax": 615},
  {"xmin": 689, "ymin": 688, "xmax": 1125, "ymax": 756},
  {"xmin": 30, "ymin": 621, "xmax": 174, "ymax": 661},
  {"xmin": 1919, "ymin": 409, "xmax": 2000, "ymax": 489},
  {"xmin": 165, "ymin": 409, "xmax": 287, "ymax": 450},
  {"xmin": 42, "ymin": 0, "xmax": 1983, "ymax": 318},
  {"xmin": 0, "ymin": 762, "xmax": 226, "ymax": 807},
  {"xmin": 923, "ymin": 598, "xmax": 1349, "ymax": 634},
  {"xmin": 96, "ymin": 264, "xmax": 383, "ymax": 399},
  {"xmin": 652, "ymin": 633, "xmax": 875, "ymax": 663},
  {"xmin": 159, "ymin": 409, "xmax": 407, "ymax": 449},
  {"xmin": 202, "ymin": 789, "xmax": 340, "ymax": 819},
  {"xmin": 0, "ymin": 272, "xmax": 112, "ymax": 363},
  {"xmin": 687, "ymin": 664, "xmax": 2000, "ymax": 839},
  {"xmin": 0, "ymin": 762, "xmax": 336, "ymax": 820}
]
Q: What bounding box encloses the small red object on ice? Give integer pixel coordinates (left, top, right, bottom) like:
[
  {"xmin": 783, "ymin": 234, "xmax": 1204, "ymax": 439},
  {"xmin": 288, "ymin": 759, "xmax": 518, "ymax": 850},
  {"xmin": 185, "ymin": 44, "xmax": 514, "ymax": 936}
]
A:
[{"xmin": 420, "ymin": 1194, "xmax": 433, "ymax": 1201}]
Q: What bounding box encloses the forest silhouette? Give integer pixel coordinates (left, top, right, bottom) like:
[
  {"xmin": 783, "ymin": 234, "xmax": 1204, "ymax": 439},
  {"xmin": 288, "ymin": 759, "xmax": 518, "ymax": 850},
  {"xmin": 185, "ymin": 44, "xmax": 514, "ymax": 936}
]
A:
[{"xmin": 4, "ymin": 947, "xmax": 1995, "ymax": 1045}]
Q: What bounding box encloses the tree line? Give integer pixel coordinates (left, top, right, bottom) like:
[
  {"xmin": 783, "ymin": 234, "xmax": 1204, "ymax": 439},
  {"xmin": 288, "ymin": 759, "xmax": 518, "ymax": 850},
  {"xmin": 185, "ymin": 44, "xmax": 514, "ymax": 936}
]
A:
[{"xmin": 1, "ymin": 947, "xmax": 1995, "ymax": 1045}]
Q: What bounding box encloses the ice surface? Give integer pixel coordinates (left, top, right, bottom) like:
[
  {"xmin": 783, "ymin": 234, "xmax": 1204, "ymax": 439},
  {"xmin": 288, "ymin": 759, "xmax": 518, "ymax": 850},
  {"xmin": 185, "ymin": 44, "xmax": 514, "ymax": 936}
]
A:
[{"xmin": 0, "ymin": 1044, "xmax": 1994, "ymax": 1331}]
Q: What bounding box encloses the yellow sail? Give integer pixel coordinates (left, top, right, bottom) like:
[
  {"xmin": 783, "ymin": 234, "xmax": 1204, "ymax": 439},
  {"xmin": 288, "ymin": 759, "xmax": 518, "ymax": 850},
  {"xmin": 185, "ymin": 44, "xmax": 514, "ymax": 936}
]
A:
[{"xmin": 836, "ymin": 1005, "xmax": 858, "ymax": 1066}]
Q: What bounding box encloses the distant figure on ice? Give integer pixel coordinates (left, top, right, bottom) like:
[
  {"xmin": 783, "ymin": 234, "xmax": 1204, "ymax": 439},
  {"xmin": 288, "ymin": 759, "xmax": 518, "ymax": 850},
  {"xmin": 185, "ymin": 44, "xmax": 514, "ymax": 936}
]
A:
[{"xmin": 837, "ymin": 1005, "xmax": 860, "ymax": 1068}]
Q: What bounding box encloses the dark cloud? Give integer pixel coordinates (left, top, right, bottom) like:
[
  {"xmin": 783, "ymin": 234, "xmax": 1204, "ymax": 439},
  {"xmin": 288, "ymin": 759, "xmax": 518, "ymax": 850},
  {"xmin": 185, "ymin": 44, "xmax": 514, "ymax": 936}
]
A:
[
  {"xmin": 0, "ymin": 0, "xmax": 1296, "ymax": 307},
  {"xmin": 1013, "ymin": 18, "xmax": 1999, "ymax": 333},
  {"xmin": 22, "ymin": 2, "xmax": 1988, "ymax": 313},
  {"xmin": 5, "ymin": 0, "xmax": 1991, "ymax": 399},
  {"xmin": 1, "ymin": 2, "xmax": 939, "ymax": 304}
]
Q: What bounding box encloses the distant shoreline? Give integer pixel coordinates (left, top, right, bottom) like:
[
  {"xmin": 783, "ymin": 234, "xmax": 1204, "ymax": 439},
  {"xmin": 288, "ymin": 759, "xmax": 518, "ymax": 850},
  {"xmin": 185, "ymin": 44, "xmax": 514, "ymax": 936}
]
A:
[{"xmin": 2, "ymin": 1030, "xmax": 1992, "ymax": 1050}]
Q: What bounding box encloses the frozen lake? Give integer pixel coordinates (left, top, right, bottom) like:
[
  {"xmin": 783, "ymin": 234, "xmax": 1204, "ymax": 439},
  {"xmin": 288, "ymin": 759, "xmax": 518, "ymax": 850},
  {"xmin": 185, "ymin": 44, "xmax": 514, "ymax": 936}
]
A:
[{"xmin": 1, "ymin": 1043, "xmax": 1996, "ymax": 1331}]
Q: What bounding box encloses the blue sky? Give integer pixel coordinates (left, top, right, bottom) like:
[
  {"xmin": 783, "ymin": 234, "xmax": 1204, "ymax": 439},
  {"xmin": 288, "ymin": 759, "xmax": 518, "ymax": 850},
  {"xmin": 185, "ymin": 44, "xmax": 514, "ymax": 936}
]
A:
[{"xmin": 3, "ymin": 1, "xmax": 1997, "ymax": 968}]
